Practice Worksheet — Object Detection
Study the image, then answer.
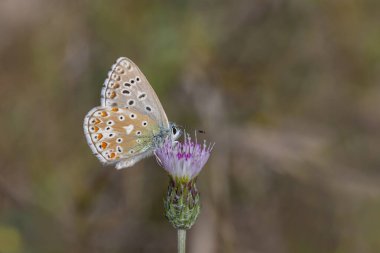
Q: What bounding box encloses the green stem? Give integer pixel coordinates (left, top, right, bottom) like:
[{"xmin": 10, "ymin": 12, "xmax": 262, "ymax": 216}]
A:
[{"xmin": 178, "ymin": 229, "xmax": 186, "ymax": 253}]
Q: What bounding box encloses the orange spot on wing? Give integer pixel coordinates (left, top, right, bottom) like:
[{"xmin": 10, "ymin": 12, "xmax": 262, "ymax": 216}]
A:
[
  {"xmin": 112, "ymin": 107, "xmax": 119, "ymax": 112},
  {"xmin": 93, "ymin": 126, "xmax": 99, "ymax": 132},
  {"xmin": 101, "ymin": 142, "xmax": 108, "ymax": 149},
  {"xmin": 110, "ymin": 91, "xmax": 116, "ymax": 99},
  {"xmin": 101, "ymin": 111, "xmax": 108, "ymax": 117},
  {"xmin": 94, "ymin": 118, "xmax": 101, "ymax": 124},
  {"xmin": 97, "ymin": 133, "xmax": 103, "ymax": 140},
  {"xmin": 109, "ymin": 152, "xmax": 116, "ymax": 159}
]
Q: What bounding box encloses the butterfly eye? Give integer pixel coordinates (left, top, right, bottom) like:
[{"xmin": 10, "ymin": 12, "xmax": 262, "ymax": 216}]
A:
[
  {"xmin": 119, "ymin": 115, "xmax": 125, "ymax": 121},
  {"xmin": 130, "ymin": 79, "xmax": 135, "ymax": 84},
  {"xmin": 117, "ymin": 146, "xmax": 123, "ymax": 153},
  {"xmin": 108, "ymin": 133, "xmax": 115, "ymax": 138},
  {"xmin": 145, "ymin": 106, "xmax": 152, "ymax": 112},
  {"xmin": 105, "ymin": 126, "xmax": 112, "ymax": 131},
  {"xmin": 107, "ymin": 120, "xmax": 114, "ymax": 125},
  {"xmin": 117, "ymin": 138, "xmax": 123, "ymax": 143},
  {"xmin": 142, "ymin": 121, "xmax": 148, "ymax": 127},
  {"xmin": 136, "ymin": 76, "xmax": 141, "ymax": 82},
  {"xmin": 172, "ymin": 126, "xmax": 177, "ymax": 135},
  {"xmin": 123, "ymin": 82, "xmax": 131, "ymax": 87},
  {"xmin": 129, "ymin": 113, "xmax": 136, "ymax": 119},
  {"xmin": 136, "ymin": 131, "xmax": 142, "ymax": 136}
]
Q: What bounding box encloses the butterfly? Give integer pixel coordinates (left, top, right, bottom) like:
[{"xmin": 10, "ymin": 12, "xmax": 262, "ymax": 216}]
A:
[{"xmin": 83, "ymin": 57, "xmax": 182, "ymax": 169}]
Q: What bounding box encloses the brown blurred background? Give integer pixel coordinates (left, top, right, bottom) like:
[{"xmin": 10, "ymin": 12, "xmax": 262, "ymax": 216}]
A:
[{"xmin": 1, "ymin": 0, "xmax": 380, "ymax": 252}]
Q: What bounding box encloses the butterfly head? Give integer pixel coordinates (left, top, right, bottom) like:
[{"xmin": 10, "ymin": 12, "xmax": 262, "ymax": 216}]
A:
[{"xmin": 169, "ymin": 122, "xmax": 182, "ymax": 141}]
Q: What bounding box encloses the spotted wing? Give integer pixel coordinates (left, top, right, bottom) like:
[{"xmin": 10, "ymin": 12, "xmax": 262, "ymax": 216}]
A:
[
  {"xmin": 83, "ymin": 106, "xmax": 161, "ymax": 168},
  {"xmin": 101, "ymin": 57, "xmax": 169, "ymax": 129}
]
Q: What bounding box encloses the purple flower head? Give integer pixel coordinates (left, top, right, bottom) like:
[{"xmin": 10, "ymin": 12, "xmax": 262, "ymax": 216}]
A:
[{"xmin": 155, "ymin": 134, "xmax": 213, "ymax": 181}]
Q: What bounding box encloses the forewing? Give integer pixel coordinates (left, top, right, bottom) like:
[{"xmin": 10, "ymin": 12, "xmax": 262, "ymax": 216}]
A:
[
  {"xmin": 100, "ymin": 57, "xmax": 169, "ymax": 128},
  {"xmin": 83, "ymin": 106, "xmax": 161, "ymax": 166}
]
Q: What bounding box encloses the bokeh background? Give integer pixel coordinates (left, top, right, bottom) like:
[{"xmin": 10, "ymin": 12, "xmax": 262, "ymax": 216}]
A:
[{"xmin": 1, "ymin": 0, "xmax": 380, "ymax": 252}]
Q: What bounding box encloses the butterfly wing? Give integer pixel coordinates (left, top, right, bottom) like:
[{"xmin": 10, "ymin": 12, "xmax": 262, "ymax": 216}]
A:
[
  {"xmin": 100, "ymin": 57, "xmax": 169, "ymax": 129},
  {"xmin": 83, "ymin": 106, "xmax": 162, "ymax": 168},
  {"xmin": 84, "ymin": 57, "xmax": 173, "ymax": 169}
]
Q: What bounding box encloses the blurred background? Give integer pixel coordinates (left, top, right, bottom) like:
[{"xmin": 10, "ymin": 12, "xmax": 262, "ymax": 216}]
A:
[{"xmin": 1, "ymin": 0, "xmax": 380, "ymax": 252}]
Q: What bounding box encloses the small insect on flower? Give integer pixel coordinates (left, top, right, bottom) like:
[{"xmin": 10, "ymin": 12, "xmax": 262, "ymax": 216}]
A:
[
  {"xmin": 155, "ymin": 134, "xmax": 214, "ymax": 230},
  {"xmin": 154, "ymin": 134, "xmax": 213, "ymax": 182}
]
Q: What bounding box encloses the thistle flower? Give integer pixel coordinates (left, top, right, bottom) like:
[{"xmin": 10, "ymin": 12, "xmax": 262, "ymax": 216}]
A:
[
  {"xmin": 155, "ymin": 134, "xmax": 213, "ymax": 252},
  {"xmin": 155, "ymin": 134, "xmax": 213, "ymax": 183}
]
